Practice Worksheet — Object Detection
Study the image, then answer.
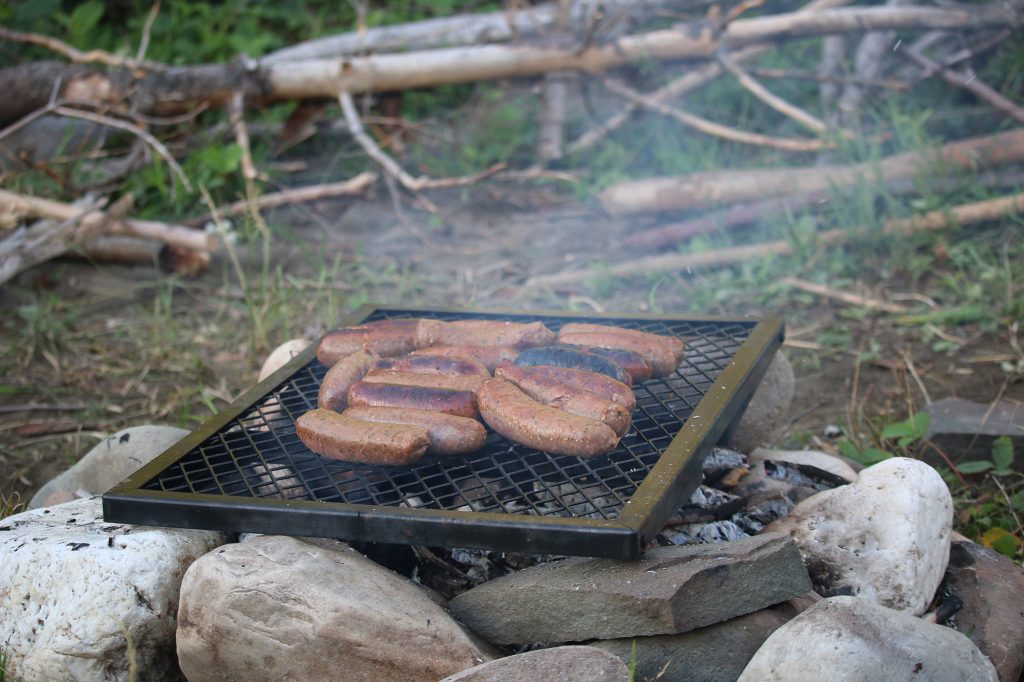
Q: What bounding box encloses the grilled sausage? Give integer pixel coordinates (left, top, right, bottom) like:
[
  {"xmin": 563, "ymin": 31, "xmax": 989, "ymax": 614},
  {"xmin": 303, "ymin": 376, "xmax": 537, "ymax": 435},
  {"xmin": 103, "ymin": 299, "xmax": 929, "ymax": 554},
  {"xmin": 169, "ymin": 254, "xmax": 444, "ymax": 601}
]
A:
[
  {"xmin": 374, "ymin": 353, "xmax": 490, "ymax": 378},
  {"xmin": 410, "ymin": 345, "xmax": 519, "ymax": 373},
  {"xmin": 317, "ymin": 319, "xmax": 420, "ymax": 366},
  {"xmin": 497, "ymin": 362, "xmax": 635, "ymax": 412},
  {"xmin": 347, "ymin": 381, "xmax": 479, "ymax": 419},
  {"xmin": 295, "ymin": 408, "xmax": 429, "ymax": 466},
  {"xmin": 477, "ymin": 378, "xmax": 619, "ymax": 458},
  {"xmin": 495, "ymin": 364, "xmax": 632, "ymax": 437},
  {"xmin": 317, "ymin": 350, "xmax": 377, "ymax": 412},
  {"xmin": 557, "ymin": 323, "xmax": 685, "ymax": 378},
  {"xmin": 343, "ymin": 405, "xmax": 487, "ymax": 456},
  {"xmin": 414, "ymin": 319, "xmax": 556, "ymax": 349},
  {"xmin": 557, "ymin": 344, "xmax": 652, "ymax": 384},
  {"xmin": 514, "ymin": 346, "xmax": 631, "ymax": 385},
  {"xmin": 361, "ymin": 368, "xmax": 488, "ymax": 393}
]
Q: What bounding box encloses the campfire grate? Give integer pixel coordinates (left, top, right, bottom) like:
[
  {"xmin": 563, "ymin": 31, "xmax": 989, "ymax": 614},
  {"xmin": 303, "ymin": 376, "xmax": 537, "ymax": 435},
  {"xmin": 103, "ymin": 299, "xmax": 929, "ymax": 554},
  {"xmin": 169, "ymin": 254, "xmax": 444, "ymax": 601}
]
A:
[{"xmin": 103, "ymin": 305, "xmax": 783, "ymax": 559}]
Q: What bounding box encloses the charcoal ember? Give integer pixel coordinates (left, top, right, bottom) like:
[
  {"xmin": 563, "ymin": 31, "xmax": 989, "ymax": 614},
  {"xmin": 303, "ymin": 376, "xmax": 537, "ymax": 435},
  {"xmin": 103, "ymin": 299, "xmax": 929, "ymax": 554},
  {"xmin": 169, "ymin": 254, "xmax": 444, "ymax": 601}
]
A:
[
  {"xmin": 413, "ymin": 546, "xmax": 557, "ymax": 600},
  {"xmin": 730, "ymin": 498, "xmax": 795, "ymax": 535},
  {"xmin": 762, "ymin": 459, "xmax": 849, "ymax": 490},
  {"xmin": 668, "ymin": 486, "xmax": 745, "ymax": 524},
  {"xmin": 702, "ymin": 447, "xmax": 748, "ymax": 486},
  {"xmin": 660, "ymin": 520, "xmax": 750, "ymax": 546}
]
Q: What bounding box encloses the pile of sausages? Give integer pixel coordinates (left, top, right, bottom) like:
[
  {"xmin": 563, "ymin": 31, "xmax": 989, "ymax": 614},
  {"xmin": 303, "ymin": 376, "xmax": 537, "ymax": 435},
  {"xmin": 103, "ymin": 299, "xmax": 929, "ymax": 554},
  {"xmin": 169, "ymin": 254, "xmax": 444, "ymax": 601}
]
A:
[{"xmin": 296, "ymin": 318, "xmax": 686, "ymax": 466}]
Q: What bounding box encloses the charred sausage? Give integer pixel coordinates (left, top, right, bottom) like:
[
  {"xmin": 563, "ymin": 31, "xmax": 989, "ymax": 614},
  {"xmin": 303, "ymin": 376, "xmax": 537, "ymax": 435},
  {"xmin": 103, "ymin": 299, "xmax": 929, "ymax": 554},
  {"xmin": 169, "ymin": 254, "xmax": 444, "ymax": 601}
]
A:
[
  {"xmin": 295, "ymin": 408, "xmax": 429, "ymax": 465},
  {"xmin": 317, "ymin": 350, "xmax": 377, "ymax": 412},
  {"xmin": 514, "ymin": 346, "xmax": 631, "ymax": 385},
  {"xmin": 374, "ymin": 353, "xmax": 490, "ymax": 377},
  {"xmin": 477, "ymin": 378, "xmax": 619, "ymax": 458},
  {"xmin": 557, "ymin": 323, "xmax": 685, "ymax": 378},
  {"xmin": 317, "ymin": 319, "xmax": 420, "ymax": 366},
  {"xmin": 342, "ymin": 405, "xmax": 487, "ymax": 455},
  {"xmin": 497, "ymin": 362, "xmax": 635, "ymax": 412},
  {"xmin": 495, "ymin": 364, "xmax": 632, "ymax": 437},
  {"xmin": 557, "ymin": 344, "xmax": 652, "ymax": 384},
  {"xmin": 347, "ymin": 381, "xmax": 479, "ymax": 419},
  {"xmin": 414, "ymin": 319, "xmax": 556, "ymax": 349},
  {"xmin": 361, "ymin": 368, "xmax": 488, "ymax": 393},
  {"xmin": 410, "ymin": 345, "xmax": 519, "ymax": 373}
]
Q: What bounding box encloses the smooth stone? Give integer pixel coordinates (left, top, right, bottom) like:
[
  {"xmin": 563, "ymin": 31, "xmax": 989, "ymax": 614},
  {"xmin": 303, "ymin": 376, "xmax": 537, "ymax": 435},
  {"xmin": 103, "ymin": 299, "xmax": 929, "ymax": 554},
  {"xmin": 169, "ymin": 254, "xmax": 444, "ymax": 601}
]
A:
[
  {"xmin": 944, "ymin": 540, "xmax": 1024, "ymax": 682},
  {"xmin": 767, "ymin": 457, "xmax": 952, "ymax": 615},
  {"xmin": 737, "ymin": 596, "xmax": 998, "ymax": 681},
  {"xmin": 439, "ymin": 646, "xmax": 629, "ymax": 682},
  {"xmin": 448, "ymin": 533, "xmax": 811, "ymax": 645},
  {"xmin": 0, "ymin": 497, "xmax": 226, "ymax": 682},
  {"xmin": 176, "ymin": 535, "xmax": 494, "ymax": 682},
  {"xmin": 749, "ymin": 448, "xmax": 858, "ymax": 483},
  {"xmin": 29, "ymin": 425, "xmax": 189, "ymax": 509},
  {"xmin": 592, "ymin": 607, "xmax": 792, "ymax": 682},
  {"xmin": 728, "ymin": 352, "xmax": 794, "ymax": 453},
  {"xmin": 257, "ymin": 338, "xmax": 311, "ymax": 382},
  {"xmin": 924, "ymin": 397, "xmax": 1024, "ymax": 464}
]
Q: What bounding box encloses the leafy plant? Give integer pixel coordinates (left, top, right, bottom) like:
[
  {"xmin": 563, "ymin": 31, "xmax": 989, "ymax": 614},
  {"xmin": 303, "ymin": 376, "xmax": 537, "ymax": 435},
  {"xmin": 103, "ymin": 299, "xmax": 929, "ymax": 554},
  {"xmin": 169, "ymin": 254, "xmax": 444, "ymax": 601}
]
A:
[
  {"xmin": 837, "ymin": 439, "xmax": 892, "ymax": 466},
  {"xmin": 958, "ymin": 437, "xmax": 1017, "ymax": 476},
  {"xmin": 880, "ymin": 412, "xmax": 931, "ymax": 449}
]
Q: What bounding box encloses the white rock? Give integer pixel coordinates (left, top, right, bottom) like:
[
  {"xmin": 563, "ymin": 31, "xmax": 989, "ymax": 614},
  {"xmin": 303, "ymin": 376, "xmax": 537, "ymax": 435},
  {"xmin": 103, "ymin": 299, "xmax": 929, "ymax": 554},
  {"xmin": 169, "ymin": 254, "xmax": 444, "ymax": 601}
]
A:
[
  {"xmin": 737, "ymin": 596, "xmax": 998, "ymax": 681},
  {"xmin": 750, "ymin": 448, "xmax": 858, "ymax": 483},
  {"xmin": 176, "ymin": 535, "xmax": 495, "ymax": 682},
  {"xmin": 257, "ymin": 338, "xmax": 310, "ymax": 382},
  {"xmin": 0, "ymin": 497, "xmax": 226, "ymax": 682},
  {"xmin": 29, "ymin": 425, "xmax": 189, "ymax": 508},
  {"xmin": 767, "ymin": 457, "xmax": 952, "ymax": 614}
]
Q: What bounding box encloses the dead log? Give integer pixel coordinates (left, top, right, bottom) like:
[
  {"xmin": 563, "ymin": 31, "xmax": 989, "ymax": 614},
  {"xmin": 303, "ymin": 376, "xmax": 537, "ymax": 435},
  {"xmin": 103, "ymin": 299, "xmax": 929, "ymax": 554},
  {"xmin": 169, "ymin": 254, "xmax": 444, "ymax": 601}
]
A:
[
  {"xmin": 1, "ymin": 3, "xmax": 1018, "ymax": 126},
  {"xmin": 599, "ymin": 127, "xmax": 1024, "ymax": 214}
]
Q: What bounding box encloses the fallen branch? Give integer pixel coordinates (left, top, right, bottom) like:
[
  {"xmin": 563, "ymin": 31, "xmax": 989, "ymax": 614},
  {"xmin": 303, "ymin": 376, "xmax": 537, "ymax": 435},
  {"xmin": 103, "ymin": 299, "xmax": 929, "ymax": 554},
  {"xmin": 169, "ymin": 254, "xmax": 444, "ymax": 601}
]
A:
[
  {"xmin": 0, "ymin": 26, "xmax": 165, "ymax": 71},
  {"xmin": 527, "ymin": 190, "xmax": 1024, "ymax": 288},
  {"xmin": 781, "ymin": 276, "xmax": 909, "ymax": 313},
  {"xmin": 0, "ymin": 196, "xmax": 106, "ymax": 286},
  {"xmin": 602, "ymin": 78, "xmax": 830, "ymax": 152},
  {"xmin": 599, "ymin": 127, "xmax": 1024, "ymax": 214},
  {"xmin": 717, "ymin": 53, "xmax": 831, "ymax": 135}
]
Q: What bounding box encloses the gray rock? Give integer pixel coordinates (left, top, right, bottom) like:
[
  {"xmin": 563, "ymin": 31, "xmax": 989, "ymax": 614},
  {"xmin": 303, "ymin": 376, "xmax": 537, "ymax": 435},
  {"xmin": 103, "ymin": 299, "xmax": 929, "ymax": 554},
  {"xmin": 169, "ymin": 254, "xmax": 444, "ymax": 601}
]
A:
[
  {"xmin": 592, "ymin": 607, "xmax": 792, "ymax": 682},
  {"xmin": 29, "ymin": 425, "xmax": 189, "ymax": 508},
  {"xmin": 728, "ymin": 352, "xmax": 794, "ymax": 453},
  {"xmin": 737, "ymin": 596, "xmax": 998, "ymax": 681},
  {"xmin": 924, "ymin": 397, "xmax": 1024, "ymax": 464},
  {"xmin": 749, "ymin": 448, "xmax": 858, "ymax": 483},
  {"xmin": 767, "ymin": 457, "xmax": 952, "ymax": 615},
  {"xmin": 448, "ymin": 533, "xmax": 811, "ymax": 645},
  {"xmin": 0, "ymin": 497, "xmax": 226, "ymax": 682},
  {"xmin": 944, "ymin": 540, "xmax": 1024, "ymax": 682},
  {"xmin": 439, "ymin": 646, "xmax": 629, "ymax": 682},
  {"xmin": 176, "ymin": 535, "xmax": 495, "ymax": 682}
]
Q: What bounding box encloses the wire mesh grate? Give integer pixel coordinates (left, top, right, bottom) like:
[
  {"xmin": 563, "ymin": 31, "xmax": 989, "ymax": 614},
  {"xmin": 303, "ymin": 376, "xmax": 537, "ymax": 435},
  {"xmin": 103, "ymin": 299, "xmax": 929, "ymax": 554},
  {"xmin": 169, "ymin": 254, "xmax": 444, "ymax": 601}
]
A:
[{"xmin": 140, "ymin": 310, "xmax": 757, "ymax": 522}]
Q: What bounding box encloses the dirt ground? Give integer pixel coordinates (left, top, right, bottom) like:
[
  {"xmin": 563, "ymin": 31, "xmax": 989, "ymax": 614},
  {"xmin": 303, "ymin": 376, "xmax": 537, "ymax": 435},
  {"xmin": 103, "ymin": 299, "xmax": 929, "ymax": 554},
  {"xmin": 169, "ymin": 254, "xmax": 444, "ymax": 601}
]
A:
[{"xmin": 1, "ymin": 184, "xmax": 1021, "ymax": 506}]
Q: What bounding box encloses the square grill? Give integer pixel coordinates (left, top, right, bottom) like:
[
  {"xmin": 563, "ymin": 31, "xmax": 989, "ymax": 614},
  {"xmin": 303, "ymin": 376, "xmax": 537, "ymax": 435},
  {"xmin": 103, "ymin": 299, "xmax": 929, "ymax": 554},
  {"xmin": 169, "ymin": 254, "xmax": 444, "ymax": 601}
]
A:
[{"xmin": 103, "ymin": 305, "xmax": 783, "ymax": 559}]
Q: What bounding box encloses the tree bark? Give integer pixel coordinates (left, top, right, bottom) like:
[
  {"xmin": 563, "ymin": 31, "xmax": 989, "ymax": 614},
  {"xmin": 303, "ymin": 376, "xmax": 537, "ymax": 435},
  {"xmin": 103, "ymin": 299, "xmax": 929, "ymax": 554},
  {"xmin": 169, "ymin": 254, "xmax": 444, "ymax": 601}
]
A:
[{"xmin": 598, "ymin": 127, "xmax": 1024, "ymax": 214}]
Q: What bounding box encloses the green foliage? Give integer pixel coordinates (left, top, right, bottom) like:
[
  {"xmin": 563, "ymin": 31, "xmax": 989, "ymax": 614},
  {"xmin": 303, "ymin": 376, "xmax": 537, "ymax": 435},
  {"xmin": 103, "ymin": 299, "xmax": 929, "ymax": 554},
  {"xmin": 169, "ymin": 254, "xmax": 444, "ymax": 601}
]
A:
[
  {"xmin": 959, "ymin": 437, "xmax": 1017, "ymax": 477},
  {"xmin": 837, "ymin": 439, "xmax": 892, "ymax": 466},
  {"xmin": 880, "ymin": 412, "xmax": 931, "ymax": 449}
]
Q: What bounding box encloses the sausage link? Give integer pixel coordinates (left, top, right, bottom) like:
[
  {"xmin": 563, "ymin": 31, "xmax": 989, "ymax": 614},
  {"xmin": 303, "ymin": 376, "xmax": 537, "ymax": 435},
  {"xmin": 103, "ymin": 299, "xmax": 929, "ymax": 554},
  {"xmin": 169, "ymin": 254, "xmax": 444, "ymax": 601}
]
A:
[
  {"xmin": 514, "ymin": 346, "xmax": 631, "ymax": 385},
  {"xmin": 557, "ymin": 344, "xmax": 652, "ymax": 384},
  {"xmin": 558, "ymin": 323, "xmax": 685, "ymax": 362},
  {"xmin": 495, "ymin": 364, "xmax": 632, "ymax": 437},
  {"xmin": 317, "ymin": 350, "xmax": 377, "ymax": 412},
  {"xmin": 556, "ymin": 330, "xmax": 679, "ymax": 378},
  {"xmin": 374, "ymin": 353, "xmax": 490, "ymax": 377},
  {"xmin": 497, "ymin": 362, "xmax": 635, "ymax": 412},
  {"xmin": 347, "ymin": 381, "xmax": 479, "ymax": 419},
  {"xmin": 295, "ymin": 409, "xmax": 429, "ymax": 466},
  {"xmin": 317, "ymin": 320, "xmax": 420, "ymax": 366},
  {"xmin": 410, "ymin": 345, "xmax": 519, "ymax": 373},
  {"xmin": 362, "ymin": 368, "xmax": 488, "ymax": 393},
  {"xmin": 342, "ymin": 405, "xmax": 487, "ymax": 456},
  {"xmin": 477, "ymin": 378, "xmax": 619, "ymax": 458},
  {"xmin": 414, "ymin": 319, "xmax": 556, "ymax": 349}
]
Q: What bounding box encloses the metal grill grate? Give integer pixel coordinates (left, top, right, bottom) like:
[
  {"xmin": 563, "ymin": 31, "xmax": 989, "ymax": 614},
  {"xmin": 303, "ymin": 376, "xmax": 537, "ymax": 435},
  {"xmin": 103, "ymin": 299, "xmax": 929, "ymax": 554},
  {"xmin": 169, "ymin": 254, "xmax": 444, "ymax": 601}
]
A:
[{"xmin": 104, "ymin": 306, "xmax": 782, "ymax": 559}]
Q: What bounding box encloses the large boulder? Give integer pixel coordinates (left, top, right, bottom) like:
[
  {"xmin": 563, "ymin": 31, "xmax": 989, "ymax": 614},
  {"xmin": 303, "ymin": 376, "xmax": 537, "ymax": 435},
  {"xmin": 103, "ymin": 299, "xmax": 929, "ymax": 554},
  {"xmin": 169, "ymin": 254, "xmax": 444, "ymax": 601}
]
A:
[
  {"xmin": 727, "ymin": 352, "xmax": 794, "ymax": 453},
  {"xmin": 448, "ymin": 533, "xmax": 811, "ymax": 645},
  {"xmin": 438, "ymin": 646, "xmax": 629, "ymax": 682},
  {"xmin": 0, "ymin": 497, "xmax": 226, "ymax": 681},
  {"xmin": 767, "ymin": 457, "xmax": 952, "ymax": 614},
  {"xmin": 29, "ymin": 425, "xmax": 189, "ymax": 508},
  {"xmin": 176, "ymin": 535, "xmax": 495, "ymax": 682},
  {"xmin": 737, "ymin": 596, "xmax": 998, "ymax": 681}
]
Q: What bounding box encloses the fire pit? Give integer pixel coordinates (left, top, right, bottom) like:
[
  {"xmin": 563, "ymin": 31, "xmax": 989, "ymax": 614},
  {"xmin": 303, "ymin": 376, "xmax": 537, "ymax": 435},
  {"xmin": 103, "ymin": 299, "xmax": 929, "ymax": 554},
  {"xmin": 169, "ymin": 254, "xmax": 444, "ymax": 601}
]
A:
[{"xmin": 103, "ymin": 305, "xmax": 783, "ymax": 559}]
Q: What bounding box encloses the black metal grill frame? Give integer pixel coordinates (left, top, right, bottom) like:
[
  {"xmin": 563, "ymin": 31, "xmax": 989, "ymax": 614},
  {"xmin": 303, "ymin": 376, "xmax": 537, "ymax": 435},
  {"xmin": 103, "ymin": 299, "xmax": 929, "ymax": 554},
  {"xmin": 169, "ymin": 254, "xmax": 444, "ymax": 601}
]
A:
[{"xmin": 103, "ymin": 305, "xmax": 783, "ymax": 559}]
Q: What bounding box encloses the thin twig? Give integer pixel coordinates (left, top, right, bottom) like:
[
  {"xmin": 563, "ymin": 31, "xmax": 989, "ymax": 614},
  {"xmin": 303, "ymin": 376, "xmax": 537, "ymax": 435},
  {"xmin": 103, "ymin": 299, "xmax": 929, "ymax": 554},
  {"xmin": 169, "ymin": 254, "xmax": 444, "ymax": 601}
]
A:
[
  {"xmin": 750, "ymin": 66, "xmax": 910, "ymax": 90},
  {"xmin": 717, "ymin": 53, "xmax": 832, "ymax": 134},
  {"xmin": 601, "ymin": 78, "xmax": 831, "ymax": 152},
  {"xmin": 135, "ymin": 1, "xmax": 161, "ymax": 64},
  {"xmin": 781, "ymin": 276, "xmax": 909, "ymax": 312},
  {"xmin": 0, "ymin": 27, "xmax": 165, "ymax": 71},
  {"xmin": 991, "ymin": 474, "xmax": 1024, "ymax": 536},
  {"xmin": 0, "ymin": 403, "xmax": 87, "ymax": 414},
  {"xmin": 901, "ymin": 350, "xmax": 932, "ymax": 405},
  {"xmin": 52, "ymin": 105, "xmax": 191, "ymax": 191},
  {"xmin": 228, "ymin": 91, "xmax": 271, "ymax": 247},
  {"xmin": 195, "ymin": 172, "xmax": 378, "ymax": 223}
]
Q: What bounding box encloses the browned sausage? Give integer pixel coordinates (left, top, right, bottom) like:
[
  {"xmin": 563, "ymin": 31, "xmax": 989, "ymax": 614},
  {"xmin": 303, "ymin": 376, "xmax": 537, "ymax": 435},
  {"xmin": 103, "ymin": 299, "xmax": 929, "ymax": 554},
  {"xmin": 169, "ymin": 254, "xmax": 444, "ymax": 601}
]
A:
[
  {"xmin": 414, "ymin": 319, "xmax": 556, "ymax": 349},
  {"xmin": 295, "ymin": 408, "xmax": 429, "ymax": 465},
  {"xmin": 559, "ymin": 323, "xmax": 685, "ymax": 361},
  {"xmin": 557, "ymin": 344, "xmax": 652, "ymax": 384},
  {"xmin": 317, "ymin": 350, "xmax": 377, "ymax": 412},
  {"xmin": 347, "ymin": 381, "xmax": 479, "ymax": 419},
  {"xmin": 374, "ymin": 353, "xmax": 489, "ymax": 377},
  {"xmin": 557, "ymin": 327, "xmax": 682, "ymax": 379},
  {"xmin": 342, "ymin": 405, "xmax": 487, "ymax": 455},
  {"xmin": 494, "ymin": 364, "xmax": 632, "ymax": 437},
  {"xmin": 496, "ymin": 363, "xmax": 636, "ymax": 412},
  {"xmin": 361, "ymin": 368, "xmax": 488, "ymax": 393},
  {"xmin": 317, "ymin": 319, "xmax": 420, "ymax": 366},
  {"xmin": 410, "ymin": 345, "xmax": 519, "ymax": 373},
  {"xmin": 477, "ymin": 378, "xmax": 619, "ymax": 458}
]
